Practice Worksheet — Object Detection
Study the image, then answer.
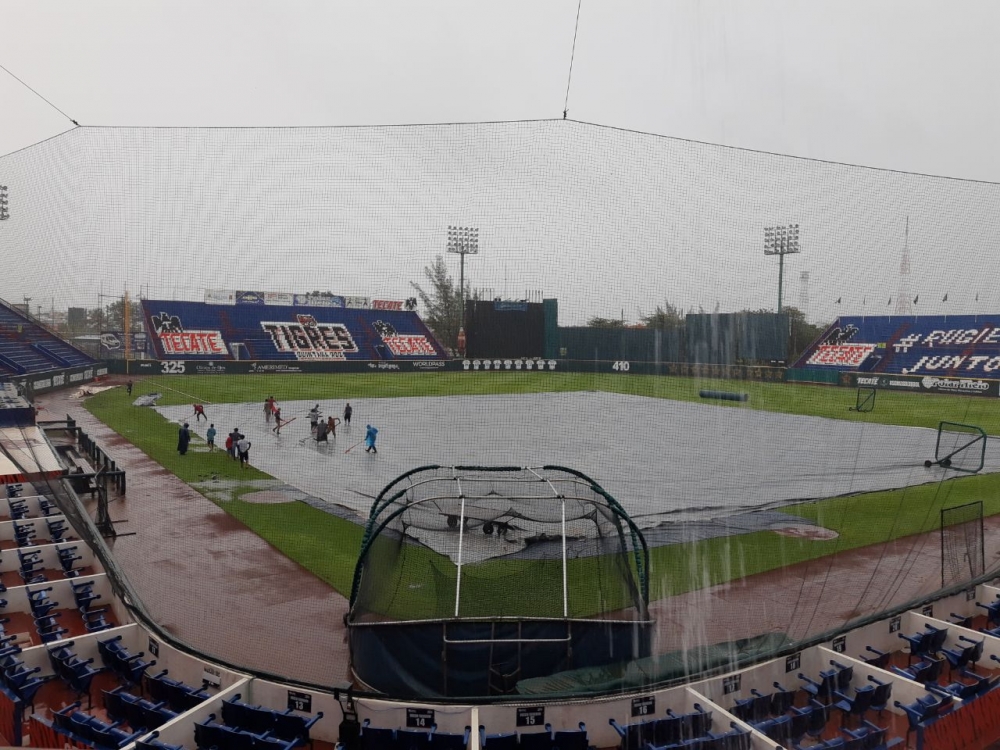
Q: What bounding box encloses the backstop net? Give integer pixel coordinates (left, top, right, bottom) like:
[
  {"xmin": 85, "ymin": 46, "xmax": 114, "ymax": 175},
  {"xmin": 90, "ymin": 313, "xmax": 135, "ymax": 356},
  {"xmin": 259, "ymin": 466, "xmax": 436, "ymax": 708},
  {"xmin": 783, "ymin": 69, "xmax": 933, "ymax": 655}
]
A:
[
  {"xmin": 7, "ymin": 121, "xmax": 1000, "ymax": 697},
  {"xmin": 347, "ymin": 465, "xmax": 652, "ymax": 698}
]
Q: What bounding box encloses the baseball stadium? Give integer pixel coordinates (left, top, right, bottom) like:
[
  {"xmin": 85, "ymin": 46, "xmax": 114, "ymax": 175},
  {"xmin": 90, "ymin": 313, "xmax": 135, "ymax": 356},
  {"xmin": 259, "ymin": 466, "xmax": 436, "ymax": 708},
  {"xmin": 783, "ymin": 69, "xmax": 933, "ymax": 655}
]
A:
[{"xmin": 3, "ymin": 118, "xmax": 1000, "ymax": 750}]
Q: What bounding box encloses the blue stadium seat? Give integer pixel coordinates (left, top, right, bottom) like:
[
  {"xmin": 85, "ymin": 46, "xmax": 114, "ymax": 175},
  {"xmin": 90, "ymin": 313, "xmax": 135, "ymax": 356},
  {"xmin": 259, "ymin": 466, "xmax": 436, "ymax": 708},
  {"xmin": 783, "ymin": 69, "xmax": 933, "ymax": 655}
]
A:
[
  {"xmin": 360, "ymin": 720, "xmax": 397, "ymax": 750},
  {"xmin": 518, "ymin": 725, "xmax": 554, "ymax": 750},
  {"xmin": 866, "ymin": 676, "xmax": 893, "ymax": 717},
  {"xmin": 479, "ymin": 728, "xmax": 517, "ymax": 750},
  {"xmin": 861, "ymin": 646, "xmax": 890, "ymax": 670},
  {"xmin": 609, "ymin": 718, "xmax": 652, "ymax": 750},
  {"xmin": 428, "ymin": 726, "xmax": 470, "ymax": 750},
  {"xmin": 977, "ymin": 598, "xmax": 1000, "ymax": 627},
  {"xmin": 551, "ymin": 722, "xmax": 588, "ymax": 750},
  {"xmin": 135, "ymin": 730, "xmax": 187, "ymax": 750},
  {"xmin": 833, "ymin": 684, "xmax": 875, "ymax": 727}
]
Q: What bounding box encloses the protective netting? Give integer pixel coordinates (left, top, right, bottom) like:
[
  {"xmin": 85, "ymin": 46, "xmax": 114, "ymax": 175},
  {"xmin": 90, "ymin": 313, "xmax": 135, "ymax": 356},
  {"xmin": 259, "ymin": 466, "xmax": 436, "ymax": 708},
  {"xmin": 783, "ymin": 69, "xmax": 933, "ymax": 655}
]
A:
[
  {"xmin": 941, "ymin": 501, "xmax": 985, "ymax": 588},
  {"xmin": 4, "ymin": 121, "xmax": 1000, "ymax": 697}
]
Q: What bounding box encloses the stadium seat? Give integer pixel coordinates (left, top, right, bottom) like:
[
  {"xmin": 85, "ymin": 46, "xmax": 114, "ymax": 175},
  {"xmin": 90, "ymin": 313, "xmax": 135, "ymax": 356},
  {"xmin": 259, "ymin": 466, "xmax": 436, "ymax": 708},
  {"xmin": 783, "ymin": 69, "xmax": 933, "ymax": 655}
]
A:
[
  {"xmin": 479, "ymin": 728, "xmax": 517, "ymax": 750},
  {"xmin": 396, "ymin": 728, "xmax": 432, "ymax": 750},
  {"xmin": 923, "ymin": 625, "xmax": 949, "ymax": 654},
  {"xmin": 609, "ymin": 718, "xmax": 652, "ymax": 750},
  {"xmin": 753, "ymin": 714, "xmax": 790, "ymax": 744},
  {"xmin": 941, "ymin": 641, "xmax": 976, "ymax": 677},
  {"xmin": 801, "ymin": 701, "xmax": 831, "ymax": 743},
  {"xmin": 97, "ymin": 635, "xmax": 156, "ymax": 688},
  {"xmin": 360, "ymin": 720, "xmax": 397, "ymax": 750},
  {"xmin": 272, "ymin": 708, "xmax": 324, "ymax": 746},
  {"xmin": 148, "ymin": 670, "xmax": 211, "ymax": 712},
  {"xmin": 977, "ymin": 599, "xmax": 1000, "ymax": 627},
  {"xmin": 861, "ymin": 646, "xmax": 890, "ymax": 670},
  {"xmin": 103, "ymin": 686, "xmax": 132, "ymax": 724},
  {"xmin": 649, "ymin": 716, "xmax": 685, "ymax": 747},
  {"xmin": 950, "ymin": 612, "xmax": 973, "ymax": 628},
  {"xmin": 222, "ymin": 693, "xmax": 291, "ymax": 736},
  {"xmin": 770, "ymin": 681, "xmax": 797, "ymax": 715},
  {"xmin": 833, "ymin": 684, "xmax": 875, "ymax": 727},
  {"xmin": 550, "ymin": 722, "xmax": 588, "ymax": 750},
  {"xmin": 958, "ymin": 635, "xmax": 985, "ymax": 671},
  {"xmin": 893, "ymin": 655, "xmax": 944, "ymax": 684},
  {"xmin": 91, "ymin": 721, "xmax": 146, "ymax": 750},
  {"xmin": 428, "ymin": 726, "xmax": 470, "ymax": 750},
  {"xmin": 518, "ymin": 725, "xmax": 554, "ymax": 750},
  {"xmin": 194, "ymin": 714, "xmax": 230, "ymax": 750},
  {"xmin": 747, "ymin": 689, "xmax": 773, "ymax": 721},
  {"xmin": 898, "ymin": 631, "xmax": 930, "ymax": 662},
  {"xmin": 135, "ymin": 730, "xmax": 186, "ymax": 750},
  {"xmin": 866, "ymin": 676, "xmax": 893, "ymax": 717},
  {"xmin": 786, "ymin": 707, "xmax": 811, "ymax": 746},
  {"xmin": 799, "ymin": 670, "xmax": 838, "ymax": 702}
]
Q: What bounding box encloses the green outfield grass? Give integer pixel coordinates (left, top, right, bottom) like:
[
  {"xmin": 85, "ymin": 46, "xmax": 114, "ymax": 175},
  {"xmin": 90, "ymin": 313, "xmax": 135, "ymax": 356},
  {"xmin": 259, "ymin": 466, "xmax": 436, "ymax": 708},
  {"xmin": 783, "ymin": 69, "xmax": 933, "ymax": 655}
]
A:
[{"xmin": 85, "ymin": 372, "xmax": 1000, "ymax": 618}]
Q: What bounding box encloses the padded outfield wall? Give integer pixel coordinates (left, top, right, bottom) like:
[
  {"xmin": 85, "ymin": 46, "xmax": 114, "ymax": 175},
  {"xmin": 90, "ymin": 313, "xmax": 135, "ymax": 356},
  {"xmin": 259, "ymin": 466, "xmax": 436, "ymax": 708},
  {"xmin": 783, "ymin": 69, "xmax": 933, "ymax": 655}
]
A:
[{"xmin": 140, "ymin": 299, "xmax": 448, "ymax": 362}]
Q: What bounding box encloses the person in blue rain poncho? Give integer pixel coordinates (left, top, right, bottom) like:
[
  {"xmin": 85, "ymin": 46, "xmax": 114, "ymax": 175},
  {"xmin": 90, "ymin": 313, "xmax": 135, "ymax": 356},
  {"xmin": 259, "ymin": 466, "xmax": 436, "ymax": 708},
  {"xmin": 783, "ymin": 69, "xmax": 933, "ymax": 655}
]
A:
[{"xmin": 364, "ymin": 424, "xmax": 379, "ymax": 454}]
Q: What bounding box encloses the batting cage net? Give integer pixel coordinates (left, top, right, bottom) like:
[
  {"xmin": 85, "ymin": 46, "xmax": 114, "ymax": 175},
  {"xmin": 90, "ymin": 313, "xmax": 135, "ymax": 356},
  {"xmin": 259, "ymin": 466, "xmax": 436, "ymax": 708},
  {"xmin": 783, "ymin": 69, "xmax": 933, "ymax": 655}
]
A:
[{"xmin": 346, "ymin": 466, "xmax": 652, "ymax": 697}]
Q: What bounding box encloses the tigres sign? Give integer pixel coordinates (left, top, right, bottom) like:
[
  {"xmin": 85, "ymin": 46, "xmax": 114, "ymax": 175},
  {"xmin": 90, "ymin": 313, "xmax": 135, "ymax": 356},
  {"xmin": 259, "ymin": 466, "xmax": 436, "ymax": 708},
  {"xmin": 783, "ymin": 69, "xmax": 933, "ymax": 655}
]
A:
[{"xmin": 262, "ymin": 315, "xmax": 359, "ymax": 360}]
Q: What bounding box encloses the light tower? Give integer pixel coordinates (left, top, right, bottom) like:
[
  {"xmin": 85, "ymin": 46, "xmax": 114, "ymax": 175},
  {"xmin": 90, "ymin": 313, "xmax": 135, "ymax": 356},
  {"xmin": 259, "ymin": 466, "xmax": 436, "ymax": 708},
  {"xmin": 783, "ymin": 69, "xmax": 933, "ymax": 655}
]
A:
[
  {"xmin": 764, "ymin": 224, "xmax": 801, "ymax": 313},
  {"xmin": 0, "ymin": 185, "xmax": 9, "ymax": 221},
  {"xmin": 893, "ymin": 217, "xmax": 913, "ymax": 316},
  {"xmin": 447, "ymin": 226, "xmax": 479, "ymax": 332}
]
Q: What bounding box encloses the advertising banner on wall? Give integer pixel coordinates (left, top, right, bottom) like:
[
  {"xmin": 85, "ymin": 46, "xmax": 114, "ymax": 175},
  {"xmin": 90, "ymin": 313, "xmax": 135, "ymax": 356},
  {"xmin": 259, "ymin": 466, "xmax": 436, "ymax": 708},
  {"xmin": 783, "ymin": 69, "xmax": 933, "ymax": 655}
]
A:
[
  {"xmin": 264, "ymin": 292, "xmax": 295, "ymax": 306},
  {"xmin": 495, "ymin": 301, "xmax": 529, "ymax": 312},
  {"xmin": 345, "ymin": 296, "xmax": 370, "ymax": 309},
  {"xmin": 99, "ymin": 331, "xmax": 148, "ymax": 355},
  {"xmin": 372, "ymin": 300, "xmax": 404, "ymax": 311},
  {"xmin": 293, "ymin": 294, "xmax": 345, "ymax": 308},
  {"xmin": 205, "ymin": 289, "xmax": 235, "ymax": 305},
  {"xmin": 847, "ymin": 372, "xmax": 999, "ymax": 397},
  {"xmin": 235, "ymin": 290, "xmax": 266, "ymax": 305}
]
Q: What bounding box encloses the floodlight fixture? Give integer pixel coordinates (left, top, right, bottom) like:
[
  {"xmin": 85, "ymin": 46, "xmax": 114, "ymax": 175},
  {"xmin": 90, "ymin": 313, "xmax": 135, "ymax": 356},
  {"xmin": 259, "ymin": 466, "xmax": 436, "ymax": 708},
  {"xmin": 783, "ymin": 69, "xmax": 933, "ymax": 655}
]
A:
[
  {"xmin": 447, "ymin": 225, "xmax": 480, "ymax": 333},
  {"xmin": 763, "ymin": 224, "xmax": 801, "ymax": 312}
]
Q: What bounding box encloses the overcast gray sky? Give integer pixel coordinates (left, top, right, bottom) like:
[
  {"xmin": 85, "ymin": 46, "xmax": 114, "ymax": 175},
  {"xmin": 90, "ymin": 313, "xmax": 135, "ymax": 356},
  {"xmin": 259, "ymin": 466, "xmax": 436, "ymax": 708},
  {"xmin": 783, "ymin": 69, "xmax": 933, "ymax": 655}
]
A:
[{"xmin": 3, "ymin": 1, "xmax": 1000, "ymax": 324}]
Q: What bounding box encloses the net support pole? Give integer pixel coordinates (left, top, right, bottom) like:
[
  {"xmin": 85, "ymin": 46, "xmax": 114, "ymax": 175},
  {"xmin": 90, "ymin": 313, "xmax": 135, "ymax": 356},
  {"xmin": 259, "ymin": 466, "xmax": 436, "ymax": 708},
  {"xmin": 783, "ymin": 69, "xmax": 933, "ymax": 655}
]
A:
[
  {"xmin": 562, "ymin": 497, "xmax": 568, "ymax": 618},
  {"xmin": 455, "ymin": 492, "xmax": 466, "ymax": 618}
]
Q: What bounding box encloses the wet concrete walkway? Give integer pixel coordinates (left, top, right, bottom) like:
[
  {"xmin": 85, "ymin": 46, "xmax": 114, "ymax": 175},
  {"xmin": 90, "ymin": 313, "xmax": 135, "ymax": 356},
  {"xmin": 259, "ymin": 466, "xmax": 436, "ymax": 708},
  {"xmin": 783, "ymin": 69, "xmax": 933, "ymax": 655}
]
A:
[{"xmin": 36, "ymin": 384, "xmax": 350, "ymax": 687}]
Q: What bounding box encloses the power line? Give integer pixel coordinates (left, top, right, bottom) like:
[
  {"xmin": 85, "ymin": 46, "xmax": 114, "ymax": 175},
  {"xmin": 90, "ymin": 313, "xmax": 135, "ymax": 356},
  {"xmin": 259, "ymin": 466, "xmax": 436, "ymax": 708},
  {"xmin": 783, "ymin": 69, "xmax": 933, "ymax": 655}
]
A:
[
  {"xmin": 563, "ymin": 0, "xmax": 583, "ymax": 119},
  {"xmin": 0, "ymin": 61, "xmax": 80, "ymax": 126}
]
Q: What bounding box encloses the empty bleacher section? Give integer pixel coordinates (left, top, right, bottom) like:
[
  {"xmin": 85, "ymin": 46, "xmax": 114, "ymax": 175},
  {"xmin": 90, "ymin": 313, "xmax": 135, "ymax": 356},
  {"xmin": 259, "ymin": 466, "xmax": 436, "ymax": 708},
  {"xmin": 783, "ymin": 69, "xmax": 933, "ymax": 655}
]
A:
[
  {"xmin": 792, "ymin": 314, "xmax": 1000, "ymax": 384},
  {"xmin": 0, "ymin": 298, "xmax": 97, "ymax": 376},
  {"xmin": 140, "ymin": 299, "xmax": 447, "ymax": 362}
]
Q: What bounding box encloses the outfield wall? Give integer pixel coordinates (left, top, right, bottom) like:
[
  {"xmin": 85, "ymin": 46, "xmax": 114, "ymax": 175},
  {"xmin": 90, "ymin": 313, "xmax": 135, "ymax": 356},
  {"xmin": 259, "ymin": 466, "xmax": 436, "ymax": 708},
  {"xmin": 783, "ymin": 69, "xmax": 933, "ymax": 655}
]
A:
[{"xmin": 106, "ymin": 357, "xmax": 786, "ymax": 381}]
